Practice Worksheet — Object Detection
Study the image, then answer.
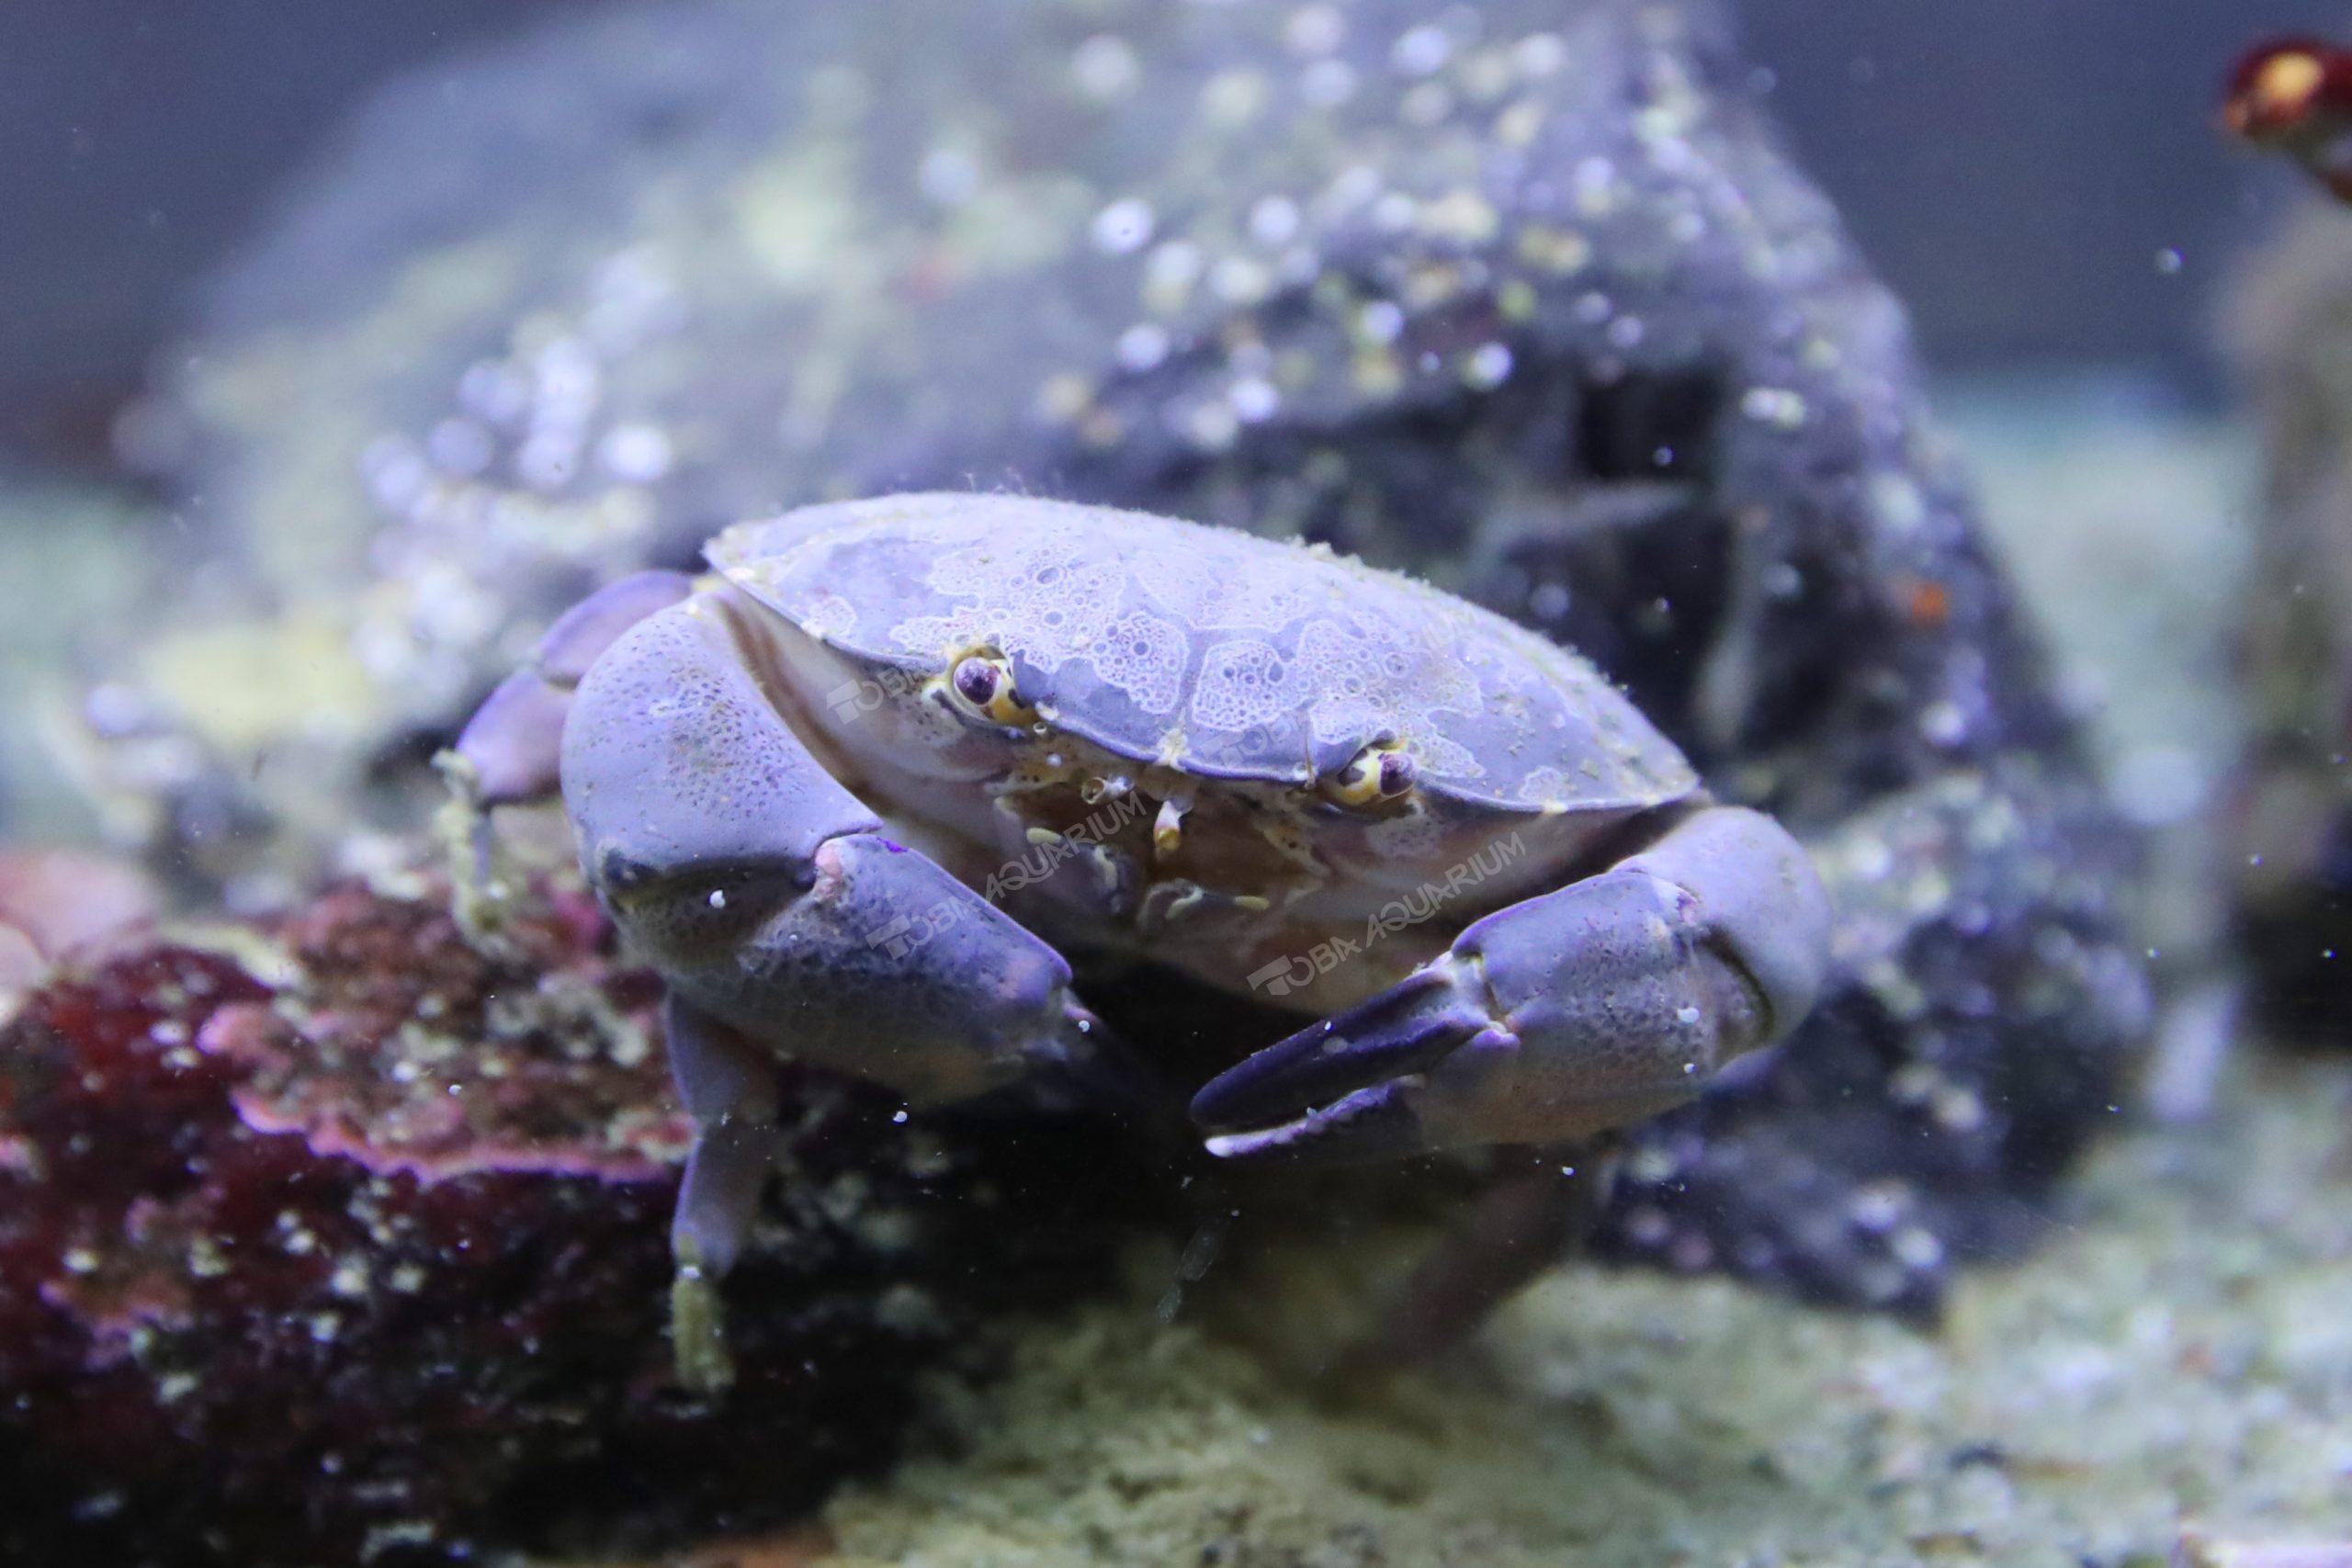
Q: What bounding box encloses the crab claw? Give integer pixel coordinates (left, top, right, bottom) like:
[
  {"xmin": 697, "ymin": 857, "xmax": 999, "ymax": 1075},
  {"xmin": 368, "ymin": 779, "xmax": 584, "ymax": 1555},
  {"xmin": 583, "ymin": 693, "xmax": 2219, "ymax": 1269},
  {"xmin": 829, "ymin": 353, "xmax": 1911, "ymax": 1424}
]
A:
[
  {"xmin": 1190, "ymin": 962, "xmax": 1502, "ymax": 1162},
  {"xmin": 1192, "ymin": 806, "xmax": 1828, "ymax": 1163}
]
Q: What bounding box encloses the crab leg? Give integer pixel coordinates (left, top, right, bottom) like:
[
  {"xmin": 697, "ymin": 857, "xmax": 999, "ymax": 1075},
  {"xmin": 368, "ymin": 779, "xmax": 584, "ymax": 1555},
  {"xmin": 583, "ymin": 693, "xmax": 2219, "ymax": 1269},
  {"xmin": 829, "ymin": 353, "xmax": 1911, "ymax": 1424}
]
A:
[
  {"xmin": 1191, "ymin": 805, "xmax": 1828, "ymax": 1163},
  {"xmin": 1341, "ymin": 1144, "xmax": 1613, "ymax": 1371},
  {"xmin": 560, "ymin": 592, "xmax": 1121, "ymax": 1384},
  {"xmin": 448, "ymin": 569, "xmax": 695, "ymax": 806},
  {"xmin": 440, "ymin": 570, "xmax": 695, "ymax": 938},
  {"xmin": 662, "ymin": 994, "xmax": 785, "ymax": 1393}
]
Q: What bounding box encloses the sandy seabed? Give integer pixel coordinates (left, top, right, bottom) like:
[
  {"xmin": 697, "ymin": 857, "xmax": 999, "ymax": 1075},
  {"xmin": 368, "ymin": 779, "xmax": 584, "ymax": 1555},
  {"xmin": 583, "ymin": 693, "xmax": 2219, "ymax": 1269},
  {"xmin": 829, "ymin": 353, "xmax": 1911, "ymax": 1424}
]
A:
[{"xmin": 626, "ymin": 1053, "xmax": 2347, "ymax": 1568}]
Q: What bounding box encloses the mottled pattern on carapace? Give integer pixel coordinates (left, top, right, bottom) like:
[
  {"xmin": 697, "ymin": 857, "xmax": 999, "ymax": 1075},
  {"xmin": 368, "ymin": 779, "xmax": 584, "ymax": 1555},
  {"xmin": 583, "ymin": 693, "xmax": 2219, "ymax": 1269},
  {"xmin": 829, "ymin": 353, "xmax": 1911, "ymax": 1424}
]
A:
[{"xmin": 714, "ymin": 492, "xmax": 1694, "ymax": 807}]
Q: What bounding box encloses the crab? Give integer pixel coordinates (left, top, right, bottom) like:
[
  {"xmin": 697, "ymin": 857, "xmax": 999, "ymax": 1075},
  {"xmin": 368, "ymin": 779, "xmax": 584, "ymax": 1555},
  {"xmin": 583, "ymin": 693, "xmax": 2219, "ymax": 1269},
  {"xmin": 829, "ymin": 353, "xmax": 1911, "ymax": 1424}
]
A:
[{"xmin": 449, "ymin": 491, "xmax": 1830, "ymax": 1387}]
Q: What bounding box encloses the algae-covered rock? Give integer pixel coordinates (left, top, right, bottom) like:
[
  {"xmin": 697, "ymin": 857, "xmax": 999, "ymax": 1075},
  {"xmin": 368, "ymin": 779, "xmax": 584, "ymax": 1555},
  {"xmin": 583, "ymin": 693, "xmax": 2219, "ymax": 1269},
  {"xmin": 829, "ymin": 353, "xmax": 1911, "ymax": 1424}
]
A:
[
  {"xmin": 0, "ymin": 881, "xmax": 1153, "ymax": 1565},
  {"xmin": 88, "ymin": 0, "xmax": 2144, "ymax": 1315},
  {"xmin": 808, "ymin": 1056, "xmax": 2352, "ymax": 1568}
]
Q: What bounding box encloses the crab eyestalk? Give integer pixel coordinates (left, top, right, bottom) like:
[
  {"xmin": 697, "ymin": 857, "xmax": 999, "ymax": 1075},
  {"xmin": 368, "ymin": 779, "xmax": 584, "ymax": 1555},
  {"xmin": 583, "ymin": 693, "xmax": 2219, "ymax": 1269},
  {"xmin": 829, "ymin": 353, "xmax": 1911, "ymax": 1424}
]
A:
[
  {"xmin": 1321, "ymin": 739, "xmax": 1418, "ymax": 808},
  {"xmin": 945, "ymin": 650, "xmax": 1035, "ymax": 726}
]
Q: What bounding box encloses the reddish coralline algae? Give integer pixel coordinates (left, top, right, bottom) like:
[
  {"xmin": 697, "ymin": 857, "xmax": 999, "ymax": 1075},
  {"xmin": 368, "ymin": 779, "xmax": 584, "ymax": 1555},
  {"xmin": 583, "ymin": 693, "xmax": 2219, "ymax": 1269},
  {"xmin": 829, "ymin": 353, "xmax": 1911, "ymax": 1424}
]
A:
[{"xmin": 0, "ymin": 881, "xmax": 1153, "ymax": 1566}]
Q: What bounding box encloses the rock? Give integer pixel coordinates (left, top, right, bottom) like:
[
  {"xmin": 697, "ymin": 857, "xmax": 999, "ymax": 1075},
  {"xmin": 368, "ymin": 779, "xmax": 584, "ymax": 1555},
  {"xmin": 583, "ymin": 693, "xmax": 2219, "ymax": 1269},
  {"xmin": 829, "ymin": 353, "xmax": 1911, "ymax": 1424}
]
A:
[{"xmin": 0, "ymin": 881, "xmax": 1150, "ymax": 1565}]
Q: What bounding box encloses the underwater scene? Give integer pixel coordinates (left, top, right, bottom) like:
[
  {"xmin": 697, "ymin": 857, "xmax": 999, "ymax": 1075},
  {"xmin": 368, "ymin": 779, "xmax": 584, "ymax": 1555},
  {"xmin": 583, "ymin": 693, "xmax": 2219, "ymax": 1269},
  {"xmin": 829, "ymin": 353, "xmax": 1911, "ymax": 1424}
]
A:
[{"xmin": 2, "ymin": 2, "xmax": 2349, "ymax": 1562}]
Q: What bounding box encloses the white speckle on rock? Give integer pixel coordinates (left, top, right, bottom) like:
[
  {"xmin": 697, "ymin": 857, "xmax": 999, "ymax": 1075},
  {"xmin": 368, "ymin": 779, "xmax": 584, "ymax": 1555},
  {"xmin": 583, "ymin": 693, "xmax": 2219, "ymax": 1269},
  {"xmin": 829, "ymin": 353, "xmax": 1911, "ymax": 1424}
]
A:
[
  {"xmin": 1071, "ymin": 35, "xmax": 1140, "ymax": 102},
  {"xmin": 1230, "ymin": 378, "xmax": 1280, "ymax": 423},
  {"xmin": 1392, "ymin": 24, "xmax": 1452, "ymax": 77},
  {"xmin": 597, "ymin": 423, "xmax": 673, "ymax": 482},
  {"xmin": 1249, "ymin": 196, "xmax": 1302, "ymax": 248},
  {"xmin": 1300, "ymin": 58, "xmax": 1357, "ymax": 107},
  {"xmin": 1359, "ymin": 300, "xmax": 1406, "ymax": 344},
  {"xmin": 1285, "ymin": 5, "xmax": 1343, "ymax": 55},
  {"xmin": 1116, "ymin": 323, "xmax": 1171, "ymax": 373},
  {"xmin": 918, "ymin": 145, "xmax": 980, "ymax": 206},
  {"xmin": 1464, "ymin": 342, "xmax": 1514, "ymax": 389},
  {"xmin": 1741, "ymin": 387, "xmax": 1810, "ymax": 430}
]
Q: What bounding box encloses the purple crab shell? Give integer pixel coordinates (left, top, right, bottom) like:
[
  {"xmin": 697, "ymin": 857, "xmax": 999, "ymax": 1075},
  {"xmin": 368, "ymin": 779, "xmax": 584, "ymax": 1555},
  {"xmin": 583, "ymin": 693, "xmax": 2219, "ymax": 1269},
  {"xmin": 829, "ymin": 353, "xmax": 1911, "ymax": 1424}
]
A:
[{"xmin": 708, "ymin": 492, "xmax": 1699, "ymax": 814}]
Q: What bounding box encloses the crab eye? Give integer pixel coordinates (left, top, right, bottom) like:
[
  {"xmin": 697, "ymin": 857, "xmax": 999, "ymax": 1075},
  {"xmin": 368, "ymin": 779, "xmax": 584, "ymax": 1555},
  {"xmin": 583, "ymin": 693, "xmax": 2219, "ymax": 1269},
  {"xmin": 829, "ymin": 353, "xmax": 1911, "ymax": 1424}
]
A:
[
  {"xmin": 946, "ymin": 652, "xmax": 1035, "ymax": 726},
  {"xmin": 1322, "ymin": 741, "xmax": 1416, "ymax": 808}
]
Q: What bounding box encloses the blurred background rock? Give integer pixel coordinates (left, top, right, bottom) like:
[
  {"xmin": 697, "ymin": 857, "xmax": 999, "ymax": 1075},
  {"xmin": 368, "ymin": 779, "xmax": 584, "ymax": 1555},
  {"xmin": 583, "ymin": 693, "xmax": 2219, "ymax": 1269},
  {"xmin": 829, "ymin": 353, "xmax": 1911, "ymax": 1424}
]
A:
[
  {"xmin": 4, "ymin": 0, "xmax": 2331, "ymax": 976},
  {"xmin": 2, "ymin": 0, "xmax": 2335, "ymax": 457}
]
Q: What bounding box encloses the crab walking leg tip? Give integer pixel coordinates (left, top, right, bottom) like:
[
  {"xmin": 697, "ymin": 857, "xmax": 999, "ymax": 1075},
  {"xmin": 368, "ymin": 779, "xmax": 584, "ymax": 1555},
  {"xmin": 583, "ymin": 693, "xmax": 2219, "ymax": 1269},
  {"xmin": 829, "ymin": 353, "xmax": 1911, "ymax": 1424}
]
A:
[{"xmin": 670, "ymin": 1242, "xmax": 738, "ymax": 1395}]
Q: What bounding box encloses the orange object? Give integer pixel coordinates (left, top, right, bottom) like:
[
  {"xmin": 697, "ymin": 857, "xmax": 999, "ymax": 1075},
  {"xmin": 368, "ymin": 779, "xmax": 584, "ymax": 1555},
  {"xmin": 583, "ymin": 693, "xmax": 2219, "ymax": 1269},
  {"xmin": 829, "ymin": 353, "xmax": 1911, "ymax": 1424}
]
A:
[
  {"xmin": 2224, "ymin": 39, "xmax": 2352, "ymax": 201},
  {"xmin": 1899, "ymin": 576, "xmax": 1952, "ymax": 629}
]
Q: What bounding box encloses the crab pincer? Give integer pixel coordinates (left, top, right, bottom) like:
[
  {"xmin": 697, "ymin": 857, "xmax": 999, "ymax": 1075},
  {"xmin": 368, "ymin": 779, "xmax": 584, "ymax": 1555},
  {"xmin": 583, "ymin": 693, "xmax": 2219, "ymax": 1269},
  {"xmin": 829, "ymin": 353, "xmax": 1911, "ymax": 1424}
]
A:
[{"xmin": 1193, "ymin": 807, "xmax": 1830, "ymax": 1163}]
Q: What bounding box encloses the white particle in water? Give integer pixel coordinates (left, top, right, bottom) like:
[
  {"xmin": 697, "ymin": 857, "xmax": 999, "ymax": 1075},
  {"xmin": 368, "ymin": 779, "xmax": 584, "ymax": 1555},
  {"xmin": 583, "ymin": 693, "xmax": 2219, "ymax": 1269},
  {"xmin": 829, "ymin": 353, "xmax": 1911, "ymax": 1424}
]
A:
[{"xmin": 1091, "ymin": 197, "xmax": 1156, "ymax": 254}]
